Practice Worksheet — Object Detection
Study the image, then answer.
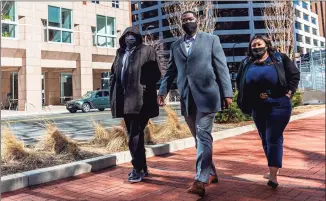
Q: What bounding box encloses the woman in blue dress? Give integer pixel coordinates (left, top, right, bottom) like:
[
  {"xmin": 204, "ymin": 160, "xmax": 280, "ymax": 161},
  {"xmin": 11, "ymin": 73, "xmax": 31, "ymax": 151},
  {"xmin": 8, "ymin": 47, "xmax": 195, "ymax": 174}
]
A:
[{"xmin": 236, "ymin": 35, "xmax": 300, "ymax": 188}]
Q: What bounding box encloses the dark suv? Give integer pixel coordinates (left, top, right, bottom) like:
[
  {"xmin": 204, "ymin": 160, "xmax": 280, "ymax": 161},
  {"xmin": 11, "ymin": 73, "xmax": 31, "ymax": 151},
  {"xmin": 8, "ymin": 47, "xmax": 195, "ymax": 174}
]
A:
[{"xmin": 66, "ymin": 90, "xmax": 110, "ymax": 113}]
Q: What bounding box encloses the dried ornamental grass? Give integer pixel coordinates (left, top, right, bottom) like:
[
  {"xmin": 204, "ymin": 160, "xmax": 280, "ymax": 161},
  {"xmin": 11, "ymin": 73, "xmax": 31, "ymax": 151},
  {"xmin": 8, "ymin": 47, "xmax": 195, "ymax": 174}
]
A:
[
  {"xmin": 1, "ymin": 127, "xmax": 29, "ymax": 161},
  {"xmin": 105, "ymin": 125, "xmax": 128, "ymax": 153},
  {"xmin": 92, "ymin": 120, "xmax": 129, "ymax": 152},
  {"xmin": 150, "ymin": 106, "xmax": 191, "ymax": 143},
  {"xmin": 144, "ymin": 120, "xmax": 156, "ymax": 143},
  {"xmin": 92, "ymin": 121, "xmax": 112, "ymax": 145},
  {"xmin": 35, "ymin": 123, "xmax": 81, "ymax": 158}
]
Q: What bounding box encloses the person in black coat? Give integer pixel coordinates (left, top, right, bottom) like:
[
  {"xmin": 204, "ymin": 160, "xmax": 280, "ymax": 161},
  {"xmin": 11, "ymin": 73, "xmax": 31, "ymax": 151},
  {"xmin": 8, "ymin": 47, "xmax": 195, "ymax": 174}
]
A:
[
  {"xmin": 109, "ymin": 26, "xmax": 161, "ymax": 183},
  {"xmin": 236, "ymin": 35, "xmax": 300, "ymax": 188}
]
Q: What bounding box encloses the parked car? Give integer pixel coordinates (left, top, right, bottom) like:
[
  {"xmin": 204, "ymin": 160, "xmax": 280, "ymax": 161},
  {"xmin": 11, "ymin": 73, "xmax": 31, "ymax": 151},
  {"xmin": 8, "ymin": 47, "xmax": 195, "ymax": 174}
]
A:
[{"xmin": 66, "ymin": 90, "xmax": 110, "ymax": 113}]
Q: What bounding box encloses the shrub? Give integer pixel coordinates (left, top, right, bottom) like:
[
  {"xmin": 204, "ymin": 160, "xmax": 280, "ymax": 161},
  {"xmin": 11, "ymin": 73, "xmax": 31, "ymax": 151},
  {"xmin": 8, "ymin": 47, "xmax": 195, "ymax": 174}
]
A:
[
  {"xmin": 292, "ymin": 91, "xmax": 303, "ymax": 108},
  {"xmin": 216, "ymin": 90, "xmax": 303, "ymax": 123},
  {"xmin": 215, "ymin": 91, "xmax": 252, "ymax": 123}
]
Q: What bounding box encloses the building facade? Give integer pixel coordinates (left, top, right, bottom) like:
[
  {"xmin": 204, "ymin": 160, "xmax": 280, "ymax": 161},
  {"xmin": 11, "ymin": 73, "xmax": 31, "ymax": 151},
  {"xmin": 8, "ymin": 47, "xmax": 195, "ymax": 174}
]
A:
[
  {"xmin": 311, "ymin": 1, "xmax": 326, "ymax": 38},
  {"xmin": 294, "ymin": 1, "xmax": 325, "ymax": 54},
  {"xmin": 1, "ymin": 1, "xmax": 130, "ymax": 111},
  {"xmin": 131, "ymin": 1, "xmax": 326, "ymax": 75}
]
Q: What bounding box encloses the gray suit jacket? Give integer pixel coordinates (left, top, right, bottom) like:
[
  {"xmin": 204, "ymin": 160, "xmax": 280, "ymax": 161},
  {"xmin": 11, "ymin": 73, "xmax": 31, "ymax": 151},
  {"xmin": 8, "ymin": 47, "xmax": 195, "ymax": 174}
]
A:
[{"xmin": 158, "ymin": 32, "xmax": 233, "ymax": 116}]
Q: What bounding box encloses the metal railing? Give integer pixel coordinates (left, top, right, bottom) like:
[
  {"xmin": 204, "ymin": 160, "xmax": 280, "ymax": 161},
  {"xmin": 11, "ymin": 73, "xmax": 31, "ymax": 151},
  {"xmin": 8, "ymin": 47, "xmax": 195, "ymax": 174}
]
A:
[{"xmin": 298, "ymin": 48, "xmax": 325, "ymax": 92}]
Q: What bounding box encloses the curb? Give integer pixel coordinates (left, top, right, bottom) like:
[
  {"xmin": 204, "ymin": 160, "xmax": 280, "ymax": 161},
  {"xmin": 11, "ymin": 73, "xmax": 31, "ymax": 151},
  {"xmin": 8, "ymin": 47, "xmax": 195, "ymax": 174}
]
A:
[
  {"xmin": 1, "ymin": 108, "xmax": 324, "ymax": 193},
  {"xmin": 1, "ymin": 103, "xmax": 180, "ymax": 119}
]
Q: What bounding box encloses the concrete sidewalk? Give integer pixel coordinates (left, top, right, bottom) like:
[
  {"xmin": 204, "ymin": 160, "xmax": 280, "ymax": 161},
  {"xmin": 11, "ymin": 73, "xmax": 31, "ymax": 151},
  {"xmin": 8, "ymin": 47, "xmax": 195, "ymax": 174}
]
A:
[{"xmin": 1, "ymin": 114, "xmax": 325, "ymax": 201}]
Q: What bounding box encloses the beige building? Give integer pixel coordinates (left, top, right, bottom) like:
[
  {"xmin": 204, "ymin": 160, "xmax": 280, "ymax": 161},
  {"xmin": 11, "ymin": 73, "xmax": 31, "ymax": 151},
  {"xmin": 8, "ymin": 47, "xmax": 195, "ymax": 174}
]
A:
[{"xmin": 1, "ymin": 1, "xmax": 131, "ymax": 112}]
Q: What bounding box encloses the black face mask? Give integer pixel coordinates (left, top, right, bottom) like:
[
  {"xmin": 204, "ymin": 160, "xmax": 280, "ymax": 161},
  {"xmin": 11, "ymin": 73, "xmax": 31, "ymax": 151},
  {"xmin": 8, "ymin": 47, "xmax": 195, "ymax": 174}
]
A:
[
  {"xmin": 252, "ymin": 47, "xmax": 267, "ymax": 59},
  {"xmin": 125, "ymin": 35, "xmax": 137, "ymax": 49},
  {"xmin": 182, "ymin": 22, "xmax": 197, "ymax": 35}
]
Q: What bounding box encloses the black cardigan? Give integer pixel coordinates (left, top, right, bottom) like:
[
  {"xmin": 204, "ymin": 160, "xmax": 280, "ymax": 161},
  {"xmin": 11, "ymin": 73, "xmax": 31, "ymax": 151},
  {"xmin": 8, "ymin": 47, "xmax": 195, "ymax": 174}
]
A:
[{"xmin": 236, "ymin": 53, "xmax": 300, "ymax": 114}]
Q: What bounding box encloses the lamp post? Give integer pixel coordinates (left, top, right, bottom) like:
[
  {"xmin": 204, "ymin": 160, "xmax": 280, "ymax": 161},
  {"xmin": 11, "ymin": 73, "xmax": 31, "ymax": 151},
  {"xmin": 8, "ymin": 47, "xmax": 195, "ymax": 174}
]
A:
[
  {"xmin": 232, "ymin": 42, "xmax": 240, "ymax": 90},
  {"xmin": 232, "ymin": 42, "xmax": 240, "ymax": 70}
]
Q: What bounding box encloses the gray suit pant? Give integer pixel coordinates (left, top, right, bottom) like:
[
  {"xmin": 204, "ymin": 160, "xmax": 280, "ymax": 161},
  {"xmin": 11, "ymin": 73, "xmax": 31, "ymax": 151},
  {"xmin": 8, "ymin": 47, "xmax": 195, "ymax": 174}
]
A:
[{"xmin": 184, "ymin": 93, "xmax": 217, "ymax": 183}]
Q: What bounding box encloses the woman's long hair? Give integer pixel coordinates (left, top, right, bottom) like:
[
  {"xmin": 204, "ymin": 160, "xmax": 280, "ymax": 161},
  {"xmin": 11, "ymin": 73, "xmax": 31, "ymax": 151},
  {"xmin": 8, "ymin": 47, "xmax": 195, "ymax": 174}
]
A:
[{"xmin": 247, "ymin": 35, "xmax": 277, "ymax": 63}]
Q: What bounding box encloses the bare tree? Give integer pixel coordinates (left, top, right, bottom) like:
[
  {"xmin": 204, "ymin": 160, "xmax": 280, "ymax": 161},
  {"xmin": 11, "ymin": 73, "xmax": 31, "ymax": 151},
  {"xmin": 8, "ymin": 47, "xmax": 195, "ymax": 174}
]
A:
[
  {"xmin": 263, "ymin": 1, "xmax": 295, "ymax": 59},
  {"xmin": 162, "ymin": 1, "xmax": 217, "ymax": 37},
  {"xmin": 143, "ymin": 31, "xmax": 166, "ymax": 74}
]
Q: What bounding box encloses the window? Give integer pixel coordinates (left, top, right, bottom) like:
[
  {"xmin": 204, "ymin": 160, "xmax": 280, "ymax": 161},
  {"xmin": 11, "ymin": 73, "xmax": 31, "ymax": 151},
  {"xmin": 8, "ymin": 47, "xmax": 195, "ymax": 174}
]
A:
[
  {"xmin": 304, "ymin": 25, "xmax": 310, "ymax": 33},
  {"xmin": 321, "ymin": 42, "xmax": 325, "ymax": 47},
  {"xmin": 253, "ymin": 8, "xmax": 264, "ymax": 16},
  {"xmin": 140, "ymin": 1, "xmax": 158, "ymax": 8},
  {"xmin": 142, "ymin": 21, "xmax": 159, "ymax": 32},
  {"xmin": 295, "ymin": 9, "xmax": 301, "ymax": 18},
  {"xmin": 131, "ymin": 3, "xmax": 138, "ymax": 11},
  {"xmin": 312, "ymin": 28, "xmax": 317, "ymax": 35},
  {"xmin": 163, "ymin": 30, "xmax": 173, "ymax": 39},
  {"xmin": 217, "ymin": 8, "xmax": 248, "ymax": 17},
  {"xmin": 215, "ymin": 21, "xmax": 250, "ymax": 30},
  {"xmin": 148, "ymin": 32, "xmax": 159, "ymax": 40},
  {"xmin": 297, "ymin": 46, "xmax": 304, "ymax": 54},
  {"xmin": 293, "ymin": 1, "xmax": 300, "ymax": 6},
  {"xmin": 295, "ymin": 22, "xmax": 302, "ymax": 30},
  {"xmin": 47, "ymin": 6, "xmax": 73, "ymax": 43},
  {"xmin": 96, "ymin": 91, "xmax": 103, "ymax": 97},
  {"xmin": 313, "ymin": 39, "xmax": 318, "ymax": 46},
  {"xmin": 60, "ymin": 73, "xmax": 73, "ymax": 104},
  {"xmin": 253, "ymin": 1, "xmax": 271, "ymax": 3},
  {"xmin": 302, "ymin": 1, "xmax": 308, "ymax": 9},
  {"xmin": 254, "ymin": 21, "xmax": 266, "ymax": 29},
  {"xmin": 312, "ymin": 17, "xmax": 316, "ymax": 24},
  {"xmin": 9, "ymin": 72, "xmax": 18, "ymax": 100},
  {"xmin": 296, "ymin": 34, "xmax": 303, "ymax": 42},
  {"xmin": 112, "ymin": 0, "xmax": 119, "ymax": 8},
  {"xmin": 91, "ymin": 0, "xmax": 99, "ymax": 4},
  {"xmin": 94, "ymin": 15, "xmax": 116, "ymax": 47},
  {"xmin": 132, "ymin": 14, "xmax": 138, "ymax": 22},
  {"xmin": 101, "ymin": 72, "xmax": 110, "ymax": 89},
  {"xmin": 162, "ymin": 18, "xmax": 169, "ymax": 27},
  {"xmin": 305, "ymin": 36, "xmax": 311, "ymax": 44},
  {"xmin": 214, "ymin": 1, "xmax": 247, "ymax": 4},
  {"xmin": 223, "ymin": 48, "xmax": 248, "ymax": 57},
  {"xmin": 1, "ymin": 1, "xmax": 17, "ymax": 38},
  {"xmin": 219, "ymin": 34, "xmax": 251, "ymax": 43},
  {"xmin": 161, "ymin": 7, "xmax": 167, "ymax": 15},
  {"xmin": 303, "ymin": 13, "xmax": 309, "ymax": 21},
  {"xmin": 104, "ymin": 91, "xmax": 110, "ymax": 97},
  {"xmin": 141, "ymin": 9, "xmax": 158, "ymax": 20}
]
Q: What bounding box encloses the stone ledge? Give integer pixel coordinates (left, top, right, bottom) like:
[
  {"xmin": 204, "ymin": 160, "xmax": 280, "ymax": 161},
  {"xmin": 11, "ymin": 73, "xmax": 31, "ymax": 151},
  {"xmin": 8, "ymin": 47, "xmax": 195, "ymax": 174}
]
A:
[{"xmin": 1, "ymin": 109, "xmax": 324, "ymax": 193}]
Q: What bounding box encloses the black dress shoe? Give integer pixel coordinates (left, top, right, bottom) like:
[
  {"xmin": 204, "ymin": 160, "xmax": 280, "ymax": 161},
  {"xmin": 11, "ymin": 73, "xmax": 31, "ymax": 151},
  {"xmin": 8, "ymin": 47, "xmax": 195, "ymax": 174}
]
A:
[
  {"xmin": 187, "ymin": 181, "xmax": 205, "ymax": 197},
  {"xmin": 267, "ymin": 180, "xmax": 279, "ymax": 188}
]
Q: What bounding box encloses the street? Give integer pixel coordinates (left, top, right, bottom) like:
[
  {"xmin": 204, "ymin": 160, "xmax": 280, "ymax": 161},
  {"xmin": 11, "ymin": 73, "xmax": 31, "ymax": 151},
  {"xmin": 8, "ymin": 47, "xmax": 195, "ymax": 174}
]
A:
[{"xmin": 1, "ymin": 106, "xmax": 182, "ymax": 144}]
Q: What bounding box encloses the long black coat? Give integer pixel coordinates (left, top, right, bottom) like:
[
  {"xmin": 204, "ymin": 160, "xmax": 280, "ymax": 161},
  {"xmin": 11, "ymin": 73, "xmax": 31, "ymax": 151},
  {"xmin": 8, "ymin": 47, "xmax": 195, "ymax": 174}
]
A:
[{"xmin": 109, "ymin": 26, "xmax": 161, "ymax": 118}]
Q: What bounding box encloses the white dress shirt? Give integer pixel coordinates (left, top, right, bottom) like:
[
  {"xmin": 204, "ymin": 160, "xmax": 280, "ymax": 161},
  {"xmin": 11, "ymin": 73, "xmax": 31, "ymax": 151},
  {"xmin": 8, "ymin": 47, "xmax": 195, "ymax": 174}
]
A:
[{"xmin": 184, "ymin": 34, "xmax": 197, "ymax": 56}]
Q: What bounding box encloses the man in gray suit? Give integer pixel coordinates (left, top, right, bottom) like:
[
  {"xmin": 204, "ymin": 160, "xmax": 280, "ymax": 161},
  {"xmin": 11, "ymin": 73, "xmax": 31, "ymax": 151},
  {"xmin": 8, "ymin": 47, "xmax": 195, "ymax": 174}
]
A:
[{"xmin": 158, "ymin": 11, "xmax": 233, "ymax": 197}]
